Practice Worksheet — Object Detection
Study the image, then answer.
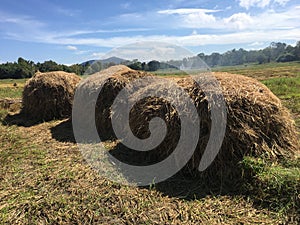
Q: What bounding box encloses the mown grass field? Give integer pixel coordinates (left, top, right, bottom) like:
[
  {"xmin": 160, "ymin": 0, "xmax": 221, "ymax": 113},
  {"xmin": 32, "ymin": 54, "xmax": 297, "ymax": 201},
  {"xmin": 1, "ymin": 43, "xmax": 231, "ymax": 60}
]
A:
[
  {"xmin": 213, "ymin": 61, "xmax": 300, "ymax": 80},
  {"xmin": 0, "ymin": 62, "xmax": 299, "ymax": 224}
]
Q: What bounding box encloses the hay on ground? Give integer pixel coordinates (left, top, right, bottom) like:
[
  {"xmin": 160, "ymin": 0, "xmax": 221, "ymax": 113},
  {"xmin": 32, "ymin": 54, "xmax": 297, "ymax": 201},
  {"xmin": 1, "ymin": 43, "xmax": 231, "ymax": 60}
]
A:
[
  {"xmin": 126, "ymin": 72, "xmax": 298, "ymax": 176},
  {"xmin": 22, "ymin": 71, "xmax": 81, "ymax": 121},
  {"xmin": 0, "ymin": 98, "xmax": 22, "ymax": 112}
]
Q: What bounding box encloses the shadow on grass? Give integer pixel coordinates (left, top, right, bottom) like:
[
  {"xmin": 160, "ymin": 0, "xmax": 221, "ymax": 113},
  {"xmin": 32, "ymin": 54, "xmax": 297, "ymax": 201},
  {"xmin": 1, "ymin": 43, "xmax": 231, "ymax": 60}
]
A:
[
  {"xmin": 107, "ymin": 141, "xmax": 246, "ymax": 199},
  {"xmin": 2, "ymin": 112, "xmax": 44, "ymax": 127},
  {"xmin": 50, "ymin": 119, "xmax": 76, "ymax": 143},
  {"xmin": 49, "ymin": 120, "xmax": 246, "ymax": 198}
]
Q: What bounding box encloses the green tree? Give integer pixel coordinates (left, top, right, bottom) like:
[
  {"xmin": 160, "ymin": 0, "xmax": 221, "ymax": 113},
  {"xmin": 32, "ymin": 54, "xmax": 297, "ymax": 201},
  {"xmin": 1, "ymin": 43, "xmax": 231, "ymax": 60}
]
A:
[
  {"xmin": 128, "ymin": 61, "xmax": 142, "ymax": 70},
  {"xmin": 17, "ymin": 57, "xmax": 35, "ymax": 78},
  {"xmin": 38, "ymin": 60, "xmax": 62, "ymax": 72},
  {"xmin": 147, "ymin": 60, "xmax": 160, "ymax": 71},
  {"xmin": 276, "ymin": 53, "xmax": 297, "ymax": 62}
]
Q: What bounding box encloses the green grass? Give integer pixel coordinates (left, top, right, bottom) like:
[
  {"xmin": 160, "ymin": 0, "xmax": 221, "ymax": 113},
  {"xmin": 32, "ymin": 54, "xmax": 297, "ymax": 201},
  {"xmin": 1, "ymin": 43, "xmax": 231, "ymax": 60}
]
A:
[
  {"xmin": 262, "ymin": 76, "xmax": 300, "ymax": 133},
  {"xmin": 242, "ymin": 157, "xmax": 300, "ymax": 219},
  {"xmin": 263, "ymin": 77, "xmax": 300, "ymax": 139},
  {"xmin": 0, "ymin": 87, "xmax": 23, "ymax": 99},
  {"xmin": 262, "ymin": 76, "xmax": 300, "ymax": 98},
  {"xmin": 0, "ymin": 79, "xmax": 26, "ymax": 99},
  {"xmin": 0, "ymin": 78, "xmax": 27, "ymax": 85}
]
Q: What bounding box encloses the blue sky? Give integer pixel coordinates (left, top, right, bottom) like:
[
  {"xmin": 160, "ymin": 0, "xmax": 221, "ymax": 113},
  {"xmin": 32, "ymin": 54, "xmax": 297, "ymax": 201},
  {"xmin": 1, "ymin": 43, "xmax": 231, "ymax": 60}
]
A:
[{"xmin": 0, "ymin": 0, "xmax": 299, "ymax": 64}]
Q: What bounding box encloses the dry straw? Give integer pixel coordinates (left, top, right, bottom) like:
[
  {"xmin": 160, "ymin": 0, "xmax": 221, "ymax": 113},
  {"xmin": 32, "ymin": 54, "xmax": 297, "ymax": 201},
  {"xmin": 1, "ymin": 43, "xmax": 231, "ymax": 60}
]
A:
[
  {"xmin": 75, "ymin": 65, "xmax": 153, "ymax": 141},
  {"xmin": 75, "ymin": 65, "xmax": 298, "ymax": 177},
  {"xmin": 22, "ymin": 71, "xmax": 81, "ymax": 121}
]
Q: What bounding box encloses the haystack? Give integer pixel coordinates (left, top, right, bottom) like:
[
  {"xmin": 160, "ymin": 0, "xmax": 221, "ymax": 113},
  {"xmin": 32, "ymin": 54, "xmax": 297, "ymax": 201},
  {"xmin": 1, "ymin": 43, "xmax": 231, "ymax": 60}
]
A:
[
  {"xmin": 73, "ymin": 65, "xmax": 152, "ymax": 141},
  {"xmin": 126, "ymin": 72, "xmax": 298, "ymax": 176},
  {"xmin": 22, "ymin": 71, "xmax": 81, "ymax": 121}
]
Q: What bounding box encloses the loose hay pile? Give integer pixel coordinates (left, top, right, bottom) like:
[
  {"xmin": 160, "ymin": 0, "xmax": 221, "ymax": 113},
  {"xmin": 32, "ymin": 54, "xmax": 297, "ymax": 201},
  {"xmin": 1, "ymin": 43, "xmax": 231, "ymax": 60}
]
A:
[{"xmin": 22, "ymin": 71, "xmax": 81, "ymax": 121}]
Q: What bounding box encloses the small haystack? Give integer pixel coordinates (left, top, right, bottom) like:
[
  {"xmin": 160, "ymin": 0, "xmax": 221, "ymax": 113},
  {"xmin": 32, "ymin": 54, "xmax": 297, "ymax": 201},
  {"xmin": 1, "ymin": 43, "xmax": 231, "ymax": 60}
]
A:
[
  {"xmin": 22, "ymin": 71, "xmax": 81, "ymax": 121},
  {"xmin": 127, "ymin": 72, "xmax": 298, "ymax": 176}
]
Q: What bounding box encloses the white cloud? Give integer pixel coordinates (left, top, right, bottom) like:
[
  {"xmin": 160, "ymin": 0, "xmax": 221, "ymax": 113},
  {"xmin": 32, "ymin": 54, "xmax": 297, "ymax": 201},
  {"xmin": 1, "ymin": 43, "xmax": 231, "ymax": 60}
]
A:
[
  {"xmin": 223, "ymin": 13, "xmax": 254, "ymax": 30},
  {"xmin": 104, "ymin": 42, "xmax": 193, "ymax": 61},
  {"xmin": 238, "ymin": 0, "xmax": 291, "ymax": 9},
  {"xmin": 158, "ymin": 8, "xmax": 250, "ymax": 30},
  {"xmin": 249, "ymin": 41, "xmax": 265, "ymax": 46},
  {"xmin": 192, "ymin": 30, "xmax": 198, "ymax": 35},
  {"xmin": 91, "ymin": 52, "xmax": 105, "ymax": 58},
  {"xmin": 158, "ymin": 8, "xmax": 218, "ymax": 29},
  {"xmin": 31, "ymin": 28, "xmax": 300, "ymax": 48},
  {"xmin": 158, "ymin": 8, "xmax": 220, "ymax": 15},
  {"xmin": 239, "ymin": 0, "xmax": 271, "ymax": 9},
  {"xmin": 183, "ymin": 11, "xmax": 217, "ymax": 27},
  {"xmin": 156, "ymin": 5, "xmax": 300, "ymax": 31},
  {"xmin": 66, "ymin": 45, "xmax": 78, "ymax": 51},
  {"xmin": 0, "ymin": 12, "xmax": 44, "ymax": 28}
]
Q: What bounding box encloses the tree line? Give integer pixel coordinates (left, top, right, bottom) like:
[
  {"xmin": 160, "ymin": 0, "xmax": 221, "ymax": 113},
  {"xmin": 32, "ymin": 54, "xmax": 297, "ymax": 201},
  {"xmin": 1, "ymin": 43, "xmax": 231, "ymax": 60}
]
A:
[
  {"xmin": 128, "ymin": 41, "xmax": 300, "ymax": 70},
  {"xmin": 197, "ymin": 41, "xmax": 300, "ymax": 67},
  {"xmin": 1, "ymin": 41, "xmax": 300, "ymax": 79},
  {"xmin": 0, "ymin": 58, "xmax": 87, "ymax": 79}
]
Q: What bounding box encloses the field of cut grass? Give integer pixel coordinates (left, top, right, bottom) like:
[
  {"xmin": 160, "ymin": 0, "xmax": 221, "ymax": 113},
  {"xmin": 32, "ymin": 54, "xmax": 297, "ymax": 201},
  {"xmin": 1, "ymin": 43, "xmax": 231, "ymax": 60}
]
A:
[
  {"xmin": 213, "ymin": 61, "xmax": 300, "ymax": 80},
  {"xmin": 0, "ymin": 62, "xmax": 299, "ymax": 224}
]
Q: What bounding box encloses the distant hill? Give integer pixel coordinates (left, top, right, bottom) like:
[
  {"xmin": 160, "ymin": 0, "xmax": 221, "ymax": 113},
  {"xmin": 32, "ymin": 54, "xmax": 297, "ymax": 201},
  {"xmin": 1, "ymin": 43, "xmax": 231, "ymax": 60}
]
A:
[{"xmin": 81, "ymin": 57, "xmax": 127, "ymax": 66}]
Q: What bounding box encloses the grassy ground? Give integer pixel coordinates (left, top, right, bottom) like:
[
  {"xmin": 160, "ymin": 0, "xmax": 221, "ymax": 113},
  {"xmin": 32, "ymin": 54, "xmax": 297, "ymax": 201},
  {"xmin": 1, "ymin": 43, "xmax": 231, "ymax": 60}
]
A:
[
  {"xmin": 262, "ymin": 76, "xmax": 300, "ymax": 133},
  {"xmin": 0, "ymin": 63, "xmax": 299, "ymax": 224},
  {"xmin": 212, "ymin": 61, "xmax": 300, "ymax": 80},
  {"xmin": 0, "ymin": 79, "xmax": 26, "ymax": 99}
]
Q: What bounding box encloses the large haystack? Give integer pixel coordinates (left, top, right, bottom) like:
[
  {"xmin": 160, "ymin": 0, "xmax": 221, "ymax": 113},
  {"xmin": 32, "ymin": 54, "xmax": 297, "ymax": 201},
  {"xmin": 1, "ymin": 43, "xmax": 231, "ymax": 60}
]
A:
[
  {"xmin": 126, "ymin": 72, "xmax": 298, "ymax": 176},
  {"xmin": 22, "ymin": 71, "xmax": 81, "ymax": 121}
]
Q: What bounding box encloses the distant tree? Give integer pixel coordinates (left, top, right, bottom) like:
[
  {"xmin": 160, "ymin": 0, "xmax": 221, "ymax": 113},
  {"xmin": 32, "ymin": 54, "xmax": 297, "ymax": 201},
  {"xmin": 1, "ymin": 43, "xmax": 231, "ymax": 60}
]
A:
[
  {"xmin": 16, "ymin": 57, "xmax": 35, "ymax": 78},
  {"xmin": 276, "ymin": 53, "xmax": 297, "ymax": 62},
  {"xmin": 38, "ymin": 60, "xmax": 62, "ymax": 72},
  {"xmin": 147, "ymin": 60, "xmax": 160, "ymax": 71},
  {"xmin": 270, "ymin": 42, "xmax": 287, "ymax": 60},
  {"xmin": 257, "ymin": 54, "xmax": 268, "ymax": 64},
  {"xmin": 128, "ymin": 61, "xmax": 142, "ymax": 70},
  {"xmin": 294, "ymin": 41, "xmax": 300, "ymax": 60},
  {"xmin": 85, "ymin": 61, "xmax": 102, "ymax": 75},
  {"xmin": 210, "ymin": 53, "xmax": 221, "ymax": 67},
  {"xmin": 141, "ymin": 62, "xmax": 149, "ymax": 71},
  {"xmin": 69, "ymin": 64, "xmax": 85, "ymax": 75}
]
